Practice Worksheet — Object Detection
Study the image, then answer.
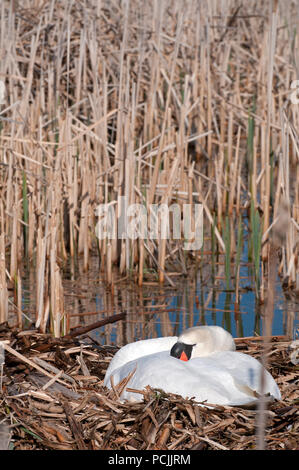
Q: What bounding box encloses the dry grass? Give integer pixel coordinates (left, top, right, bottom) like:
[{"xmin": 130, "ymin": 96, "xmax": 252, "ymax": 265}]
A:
[
  {"xmin": 0, "ymin": 2, "xmax": 298, "ymax": 451},
  {"xmin": 0, "ymin": 1, "xmax": 299, "ymax": 333}
]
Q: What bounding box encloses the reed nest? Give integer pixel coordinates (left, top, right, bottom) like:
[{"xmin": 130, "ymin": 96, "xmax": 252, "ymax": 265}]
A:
[{"xmin": 0, "ymin": 323, "xmax": 298, "ymax": 450}]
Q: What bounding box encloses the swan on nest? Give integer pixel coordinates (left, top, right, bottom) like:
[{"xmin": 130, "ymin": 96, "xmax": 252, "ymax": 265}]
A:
[{"xmin": 104, "ymin": 325, "xmax": 281, "ymax": 407}]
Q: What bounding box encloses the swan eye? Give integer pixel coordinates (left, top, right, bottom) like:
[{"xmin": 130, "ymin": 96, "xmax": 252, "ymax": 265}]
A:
[{"xmin": 170, "ymin": 342, "xmax": 193, "ymax": 361}]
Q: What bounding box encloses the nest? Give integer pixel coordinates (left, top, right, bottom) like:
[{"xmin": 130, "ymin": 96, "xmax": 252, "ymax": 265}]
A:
[{"xmin": 0, "ymin": 323, "xmax": 298, "ymax": 450}]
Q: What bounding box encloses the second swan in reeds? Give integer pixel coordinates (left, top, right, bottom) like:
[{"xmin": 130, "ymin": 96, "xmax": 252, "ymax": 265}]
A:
[{"xmin": 104, "ymin": 326, "xmax": 281, "ymax": 406}]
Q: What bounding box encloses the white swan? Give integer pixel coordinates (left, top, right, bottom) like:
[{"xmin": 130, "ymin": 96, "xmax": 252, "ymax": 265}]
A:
[{"xmin": 104, "ymin": 326, "xmax": 281, "ymax": 407}]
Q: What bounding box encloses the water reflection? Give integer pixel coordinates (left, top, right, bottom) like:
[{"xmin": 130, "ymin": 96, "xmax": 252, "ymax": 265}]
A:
[{"xmin": 19, "ymin": 254, "xmax": 299, "ymax": 346}]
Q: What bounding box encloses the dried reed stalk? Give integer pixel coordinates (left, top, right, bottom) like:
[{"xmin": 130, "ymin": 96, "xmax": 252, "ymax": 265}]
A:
[
  {"xmin": 0, "ymin": 234, "xmax": 8, "ymax": 323},
  {"xmin": 0, "ymin": 0, "xmax": 297, "ymax": 334}
]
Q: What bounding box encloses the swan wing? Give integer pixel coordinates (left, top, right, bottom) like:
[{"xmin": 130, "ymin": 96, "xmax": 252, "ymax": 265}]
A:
[
  {"xmin": 205, "ymin": 351, "xmax": 281, "ymax": 401},
  {"xmin": 104, "ymin": 336, "xmax": 177, "ymax": 385},
  {"xmin": 105, "ymin": 352, "xmax": 254, "ymax": 405},
  {"xmin": 105, "ymin": 350, "xmax": 281, "ymax": 406}
]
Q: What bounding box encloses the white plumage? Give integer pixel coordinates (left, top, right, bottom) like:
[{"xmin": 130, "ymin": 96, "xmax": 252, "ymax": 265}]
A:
[{"xmin": 104, "ymin": 326, "xmax": 281, "ymax": 407}]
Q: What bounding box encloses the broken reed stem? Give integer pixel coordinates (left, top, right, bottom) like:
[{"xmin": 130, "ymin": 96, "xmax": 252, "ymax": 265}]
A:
[
  {"xmin": 0, "ymin": 234, "xmax": 8, "ymax": 323},
  {"xmin": 63, "ymin": 312, "xmax": 126, "ymax": 340},
  {"xmin": 0, "ymin": 0, "xmax": 298, "ymax": 337},
  {"xmin": 262, "ymin": 0, "xmax": 278, "ymax": 260},
  {"xmin": 256, "ymin": 240, "xmax": 277, "ymax": 450},
  {"xmin": 16, "ymin": 269, "xmax": 22, "ymax": 328},
  {"xmin": 148, "ymin": 11, "xmax": 184, "ymax": 206}
]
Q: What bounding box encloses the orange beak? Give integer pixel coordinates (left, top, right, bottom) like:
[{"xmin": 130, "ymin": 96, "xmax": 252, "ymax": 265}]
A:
[
  {"xmin": 179, "ymin": 350, "xmax": 189, "ymax": 361},
  {"xmin": 170, "ymin": 341, "xmax": 193, "ymax": 361}
]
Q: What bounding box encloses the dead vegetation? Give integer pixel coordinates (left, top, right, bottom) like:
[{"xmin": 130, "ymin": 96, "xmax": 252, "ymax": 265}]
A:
[
  {"xmin": 0, "ymin": 0, "xmax": 298, "ymax": 451},
  {"xmin": 0, "ymin": 324, "xmax": 297, "ymax": 450},
  {"xmin": 0, "ymin": 0, "xmax": 299, "ymax": 335}
]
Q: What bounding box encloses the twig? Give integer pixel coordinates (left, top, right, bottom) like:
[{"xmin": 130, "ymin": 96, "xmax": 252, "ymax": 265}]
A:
[
  {"xmin": 3, "ymin": 343, "xmax": 68, "ymax": 386},
  {"xmin": 60, "ymin": 397, "xmax": 87, "ymax": 450},
  {"xmin": 63, "ymin": 312, "xmax": 126, "ymax": 340}
]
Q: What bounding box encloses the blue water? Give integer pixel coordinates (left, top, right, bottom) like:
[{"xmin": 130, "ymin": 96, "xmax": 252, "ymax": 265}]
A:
[
  {"xmin": 161, "ymin": 285, "xmax": 288, "ymax": 338},
  {"xmin": 91, "ymin": 276, "xmax": 298, "ymax": 345},
  {"xmin": 94, "ymin": 232, "xmax": 299, "ymax": 344},
  {"xmin": 21, "ymin": 248, "xmax": 299, "ymax": 344}
]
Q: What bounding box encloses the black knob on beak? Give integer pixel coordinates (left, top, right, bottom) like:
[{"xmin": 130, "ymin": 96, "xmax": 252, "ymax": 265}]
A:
[{"xmin": 170, "ymin": 342, "xmax": 193, "ymax": 361}]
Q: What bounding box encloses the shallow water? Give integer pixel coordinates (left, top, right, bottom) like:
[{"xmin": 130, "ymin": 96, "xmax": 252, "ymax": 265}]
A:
[{"xmin": 20, "ymin": 252, "xmax": 299, "ymax": 347}]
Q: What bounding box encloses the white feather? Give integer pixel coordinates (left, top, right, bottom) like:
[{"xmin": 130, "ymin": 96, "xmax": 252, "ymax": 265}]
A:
[{"xmin": 104, "ymin": 326, "xmax": 281, "ymax": 406}]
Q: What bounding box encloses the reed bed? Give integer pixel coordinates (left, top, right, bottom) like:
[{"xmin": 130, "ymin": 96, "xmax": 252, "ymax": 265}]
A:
[
  {"xmin": 0, "ymin": 323, "xmax": 297, "ymax": 450},
  {"xmin": 0, "ymin": 0, "xmax": 299, "ymax": 337}
]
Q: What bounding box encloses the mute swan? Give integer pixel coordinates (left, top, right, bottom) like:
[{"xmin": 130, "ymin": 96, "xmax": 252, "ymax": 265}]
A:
[{"xmin": 104, "ymin": 326, "xmax": 281, "ymax": 407}]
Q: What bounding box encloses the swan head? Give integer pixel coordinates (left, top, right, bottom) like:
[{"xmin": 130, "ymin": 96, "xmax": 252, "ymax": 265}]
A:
[
  {"xmin": 170, "ymin": 325, "xmax": 236, "ymax": 361},
  {"xmin": 170, "ymin": 340, "xmax": 195, "ymax": 361}
]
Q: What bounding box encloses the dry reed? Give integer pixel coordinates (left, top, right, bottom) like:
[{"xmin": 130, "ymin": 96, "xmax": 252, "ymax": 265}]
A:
[{"xmin": 0, "ymin": 0, "xmax": 298, "ymax": 341}]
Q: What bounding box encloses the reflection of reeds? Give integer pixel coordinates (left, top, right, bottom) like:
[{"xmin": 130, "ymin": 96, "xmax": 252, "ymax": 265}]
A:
[
  {"xmin": 0, "ymin": 0, "xmax": 297, "ymax": 340},
  {"xmin": 234, "ymin": 215, "xmax": 243, "ymax": 304},
  {"xmin": 224, "ymin": 216, "xmax": 231, "ymax": 291},
  {"xmin": 211, "ymin": 215, "xmax": 217, "ymax": 282}
]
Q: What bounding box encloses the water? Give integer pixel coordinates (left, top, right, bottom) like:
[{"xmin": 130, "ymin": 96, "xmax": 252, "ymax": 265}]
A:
[
  {"xmin": 99, "ymin": 278, "xmax": 297, "ymax": 346},
  {"xmin": 18, "ymin": 255, "xmax": 298, "ymax": 347}
]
